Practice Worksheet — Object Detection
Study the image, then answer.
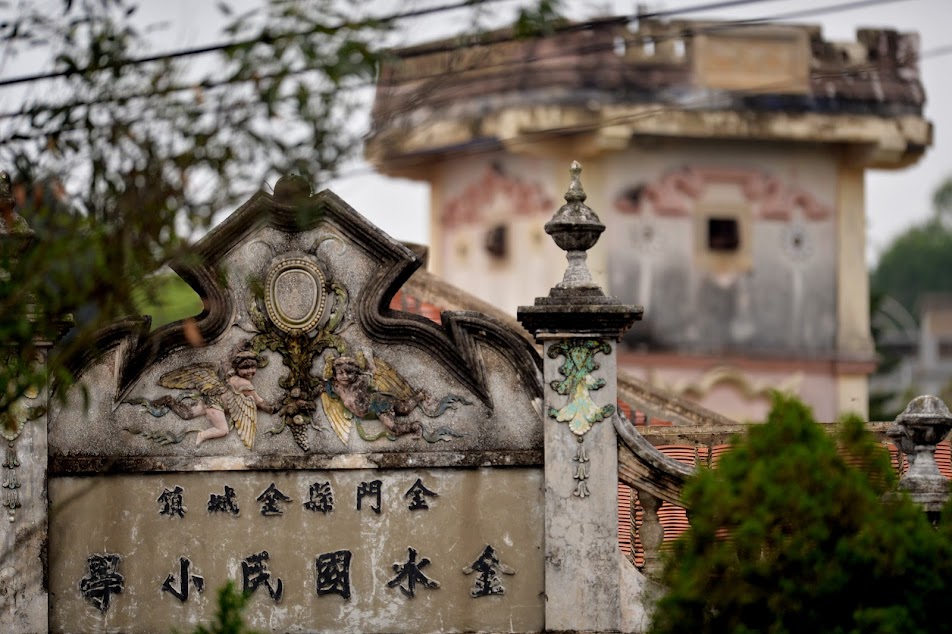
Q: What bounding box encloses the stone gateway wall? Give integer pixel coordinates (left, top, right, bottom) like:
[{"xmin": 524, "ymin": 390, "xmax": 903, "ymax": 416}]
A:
[
  {"xmin": 4, "ymin": 166, "xmax": 671, "ymax": 633},
  {"xmin": 44, "ymin": 177, "xmax": 549, "ymax": 633}
]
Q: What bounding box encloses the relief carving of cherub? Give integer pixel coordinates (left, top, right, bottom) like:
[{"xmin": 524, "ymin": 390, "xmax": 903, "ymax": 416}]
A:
[
  {"xmin": 145, "ymin": 347, "xmax": 274, "ymax": 448},
  {"xmin": 318, "ymin": 351, "xmax": 468, "ymax": 445}
]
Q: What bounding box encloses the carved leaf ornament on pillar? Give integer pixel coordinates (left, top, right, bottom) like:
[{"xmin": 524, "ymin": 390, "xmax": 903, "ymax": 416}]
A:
[
  {"xmin": 548, "ymin": 339, "xmax": 615, "ymax": 498},
  {"xmin": 547, "ymin": 339, "xmax": 615, "ymax": 436}
]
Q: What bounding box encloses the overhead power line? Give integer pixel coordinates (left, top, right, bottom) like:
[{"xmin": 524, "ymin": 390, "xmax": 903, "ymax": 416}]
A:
[
  {"xmin": 395, "ymin": 0, "xmax": 919, "ymax": 59},
  {"xmin": 634, "ymin": 0, "xmax": 791, "ymax": 19},
  {"xmin": 370, "ymin": 0, "xmax": 924, "ymax": 122},
  {"xmin": 0, "ymin": 0, "xmax": 922, "ymax": 124},
  {"xmin": 0, "ymin": 0, "xmax": 518, "ymax": 90},
  {"xmin": 0, "ymin": 0, "xmax": 810, "ymax": 91},
  {"xmin": 307, "ymin": 41, "xmax": 945, "ymax": 185},
  {"xmin": 702, "ymin": 0, "xmax": 920, "ymax": 25}
]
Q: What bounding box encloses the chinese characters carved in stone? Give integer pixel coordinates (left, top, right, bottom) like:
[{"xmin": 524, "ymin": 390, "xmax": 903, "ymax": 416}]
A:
[
  {"xmin": 80, "ymin": 554, "xmax": 124, "ymax": 612},
  {"xmin": 162, "ymin": 557, "xmax": 205, "ymax": 602},
  {"xmin": 463, "ymin": 545, "xmax": 515, "ymax": 597},
  {"xmin": 357, "ymin": 479, "xmax": 382, "ymax": 514},
  {"xmin": 387, "ymin": 547, "xmax": 441, "ymax": 598},
  {"xmin": 257, "ymin": 483, "xmax": 291, "ymax": 516},
  {"xmin": 315, "ymin": 550, "xmax": 352, "ymax": 600},
  {"xmin": 303, "ymin": 481, "xmax": 334, "ymax": 513},
  {"xmin": 242, "ymin": 551, "xmax": 283, "ymax": 602},
  {"xmin": 208, "ymin": 485, "xmax": 240, "ymax": 515},
  {"xmin": 405, "ymin": 478, "xmax": 438, "ymax": 511},
  {"xmin": 157, "ymin": 485, "xmax": 186, "ymax": 518}
]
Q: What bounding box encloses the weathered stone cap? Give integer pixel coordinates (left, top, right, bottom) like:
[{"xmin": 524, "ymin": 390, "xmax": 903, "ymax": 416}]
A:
[
  {"xmin": 518, "ymin": 301, "xmax": 642, "ymax": 340},
  {"xmin": 890, "ymin": 395, "xmax": 952, "ymax": 447}
]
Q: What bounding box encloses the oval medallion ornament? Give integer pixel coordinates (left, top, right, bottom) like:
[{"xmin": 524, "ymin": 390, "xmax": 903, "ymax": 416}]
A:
[{"xmin": 264, "ymin": 258, "xmax": 327, "ymax": 333}]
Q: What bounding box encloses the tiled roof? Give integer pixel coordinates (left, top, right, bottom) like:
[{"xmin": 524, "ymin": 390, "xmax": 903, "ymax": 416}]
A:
[
  {"xmin": 622, "ymin": 445, "xmax": 697, "ymax": 567},
  {"xmin": 621, "ymin": 440, "xmax": 951, "ymax": 569},
  {"xmin": 390, "ymin": 289, "xmax": 443, "ymax": 324}
]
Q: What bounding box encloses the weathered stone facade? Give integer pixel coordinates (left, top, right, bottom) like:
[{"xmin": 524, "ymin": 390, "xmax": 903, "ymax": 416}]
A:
[{"xmin": 11, "ymin": 155, "xmax": 949, "ymax": 631}]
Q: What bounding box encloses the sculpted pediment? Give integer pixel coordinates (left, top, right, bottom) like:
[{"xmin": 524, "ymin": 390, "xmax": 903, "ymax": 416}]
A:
[{"xmin": 51, "ymin": 176, "xmax": 543, "ymax": 469}]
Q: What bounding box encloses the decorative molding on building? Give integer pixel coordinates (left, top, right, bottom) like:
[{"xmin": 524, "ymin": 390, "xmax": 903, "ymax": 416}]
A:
[
  {"xmin": 58, "ymin": 176, "xmax": 543, "ymax": 413},
  {"xmin": 652, "ymin": 365, "xmax": 803, "ymax": 400},
  {"xmin": 615, "ymin": 166, "xmax": 832, "ymax": 221},
  {"xmin": 441, "ymin": 164, "xmax": 553, "ymax": 228}
]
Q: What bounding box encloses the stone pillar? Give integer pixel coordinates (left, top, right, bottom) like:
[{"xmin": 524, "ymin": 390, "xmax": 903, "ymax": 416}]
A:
[
  {"xmin": 835, "ymin": 163, "xmax": 872, "ymax": 418},
  {"xmin": 887, "ymin": 395, "xmax": 952, "ymax": 522},
  {"xmin": 635, "ymin": 488, "xmax": 665, "ymax": 578},
  {"xmin": 519, "ymin": 162, "xmax": 642, "ymax": 632},
  {"xmin": 0, "ymin": 171, "xmax": 64, "ymax": 633}
]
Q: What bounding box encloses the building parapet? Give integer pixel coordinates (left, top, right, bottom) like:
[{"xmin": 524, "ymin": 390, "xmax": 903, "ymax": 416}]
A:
[{"xmin": 368, "ymin": 17, "xmax": 930, "ymax": 171}]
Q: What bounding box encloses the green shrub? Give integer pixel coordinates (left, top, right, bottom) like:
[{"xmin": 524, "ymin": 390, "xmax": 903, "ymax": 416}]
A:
[{"xmin": 651, "ymin": 393, "xmax": 952, "ymax": 634}]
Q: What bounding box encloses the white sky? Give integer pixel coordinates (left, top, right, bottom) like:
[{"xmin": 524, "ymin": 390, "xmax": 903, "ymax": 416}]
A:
[{"xmin": 3, "ymin": 0, "xmax": 949, "ymax": 264}]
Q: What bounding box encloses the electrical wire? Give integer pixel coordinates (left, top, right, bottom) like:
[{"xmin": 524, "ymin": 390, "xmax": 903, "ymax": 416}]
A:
[
  {"xmin": 0, "ymin": 0, "xmax": 519, "ymax": 89},
  {"xmin": 331, "ymin": 44, "xmax": 945, "ymax": 180},
  {"xmin": 0, "ymin": 0, "xmax": 937, "ymax": 185},
  {"xmin": 0, "ymin": 0, "xmax": 924, "ymax": 124},
  {"xmin": 370, "ymin": 0, "xmax": 924, "ymax": 122},
  {"xmin": 0, "ymin": 0, "xmax": 852, "ymax": 91}
]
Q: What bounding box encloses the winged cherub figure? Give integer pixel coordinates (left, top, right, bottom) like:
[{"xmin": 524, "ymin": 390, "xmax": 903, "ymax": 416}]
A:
[
  {"xmin": 149, "ymin": 348, "xmax": 274, "ymax": 448},
  {"xmin": 321, "ymin": 354, "xmax": 424, "ymax": 443},
  {"xmin": 319, "ymin": 352, "xmax": 469, "ymax": 445}
]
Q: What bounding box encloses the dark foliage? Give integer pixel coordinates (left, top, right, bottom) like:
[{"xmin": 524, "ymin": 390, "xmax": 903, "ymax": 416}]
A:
[{"xmin": 651, "ymin": 393, "xmax": 952, "ymax": 634}]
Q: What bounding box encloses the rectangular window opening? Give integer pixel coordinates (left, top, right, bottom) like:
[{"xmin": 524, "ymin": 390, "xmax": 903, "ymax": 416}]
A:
[{"xmin": 707, "ymin": 217, "xmax": 740, "ymax": 251}]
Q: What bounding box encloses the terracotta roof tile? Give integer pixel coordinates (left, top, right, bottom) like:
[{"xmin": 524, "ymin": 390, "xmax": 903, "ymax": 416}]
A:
[
  {"xmin": 617, "ymin": 400, "xmax": 633, "ymax": 421},
  {"xmin": 937, "ymin": 441, "xmax": 952, "ymax": 479},
  {"xmin": 622, "ymin": 439, "xmax": 952, "ymax": 571},
  {"xmin": 389, "ymin": 290, "xmax": 443, "ymax": 324}
]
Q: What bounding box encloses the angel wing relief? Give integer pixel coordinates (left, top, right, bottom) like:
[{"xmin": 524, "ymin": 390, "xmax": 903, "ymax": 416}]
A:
[
  {"xmin": 125, "ymin": 253, "xmax": 470, "ymax": 452},
  {"xmin": 319, "ymin": 352, "xmax": 470, "ymax": 445},
  {"xmin": 125, "ymin": 347, "xmax": 273, "ymax": 448}
]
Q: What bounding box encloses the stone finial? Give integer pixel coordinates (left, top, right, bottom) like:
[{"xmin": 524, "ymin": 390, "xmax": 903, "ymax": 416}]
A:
[
  {"xmin": 545, "ymin": 161, "xmax": 604, "ymax": 293},
  {"xmin": 887, "ymin": 395, "xmax": 952, "ymax": 514},
  {"xmin": 518, "ymin": 161, "xmax": 642, "ymax": 339}
]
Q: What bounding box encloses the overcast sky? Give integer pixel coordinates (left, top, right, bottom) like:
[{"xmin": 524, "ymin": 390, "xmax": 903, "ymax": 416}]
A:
[{"xmin": 4, "ymin": 0, "xmax": 948, "ymax": 264}]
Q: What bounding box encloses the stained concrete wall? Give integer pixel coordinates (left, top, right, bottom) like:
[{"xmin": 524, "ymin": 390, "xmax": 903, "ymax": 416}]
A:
[
  {"xmin": 602, "ymin": 141, "xmax": 838, "ymax": 356},
  {"xmin": 50, "ymin": 469, "xmax": 544, "ymax": 633},
  {"xmin": 430, "ymin": 141, "xmax": 846, "ymax": 360},
  {"xmin": 432, "ymin": 154, "xmax": 564, "ymax": 318},
  {"xmin": 427, "ymin": 140, "xmax": 862, "ymax": 421}
]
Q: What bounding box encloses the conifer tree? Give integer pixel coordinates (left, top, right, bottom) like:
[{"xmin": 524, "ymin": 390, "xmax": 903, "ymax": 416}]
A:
[{"xmin": 651, "ymin": 394, "xmax": 952, "ymax": 634}]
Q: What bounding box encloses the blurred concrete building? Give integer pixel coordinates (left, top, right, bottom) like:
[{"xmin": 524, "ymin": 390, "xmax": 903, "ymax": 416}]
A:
[
  {"xmin": 872, "ymin": 294, "xmax": 952, "ymax": 416},
  {"xmin": 367, "ymin": 16, "xmax": 931, "ymax": 421}
]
